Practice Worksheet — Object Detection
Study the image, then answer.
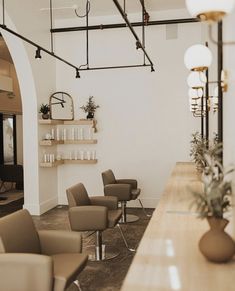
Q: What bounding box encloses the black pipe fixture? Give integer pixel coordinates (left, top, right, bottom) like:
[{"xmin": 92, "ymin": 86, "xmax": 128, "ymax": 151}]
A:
[{"xmin": 35, "ymin": 47, "xmax": 42, "ymax": 59}]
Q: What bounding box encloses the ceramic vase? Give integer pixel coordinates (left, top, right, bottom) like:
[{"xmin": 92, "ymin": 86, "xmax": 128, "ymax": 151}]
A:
[{"xmin": 199, "ymin": 217, "xmax": 235, "ymax": 263}]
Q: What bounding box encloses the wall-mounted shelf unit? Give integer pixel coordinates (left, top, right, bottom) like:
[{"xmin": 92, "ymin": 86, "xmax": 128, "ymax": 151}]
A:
[
  {"xmin": 39, "ymin": 119, "xmax": 98, "ymax": 168},
  {"xmin": 40, "ymin": 159, "xmax": 98, "ymax": 168},
  {"xmin": 39, "ymin": 119, "xmax": 96, "ymax": 126}
]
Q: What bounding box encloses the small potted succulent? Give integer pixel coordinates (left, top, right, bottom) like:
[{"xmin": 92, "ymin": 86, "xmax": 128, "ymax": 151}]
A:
[
  {"xmin": 39, "ymin": 103, "xmax": 50, "ymax": 119},
  {"xmin": 80, "ymin": 96, "xmax": 100, "ymax": 119},
  {"xmin": 189, "ymin": 143, "xmax": 235, "ymax": 263}
]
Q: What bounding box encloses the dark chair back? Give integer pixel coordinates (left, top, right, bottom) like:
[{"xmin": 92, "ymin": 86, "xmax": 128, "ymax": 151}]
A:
[
  {"xmin": 102, "ymin": 169, "xmax": 116, "ymax": 186},
  {"xmin": 66, "ymin": 183, "xmax": 91, "ymax": 208}
]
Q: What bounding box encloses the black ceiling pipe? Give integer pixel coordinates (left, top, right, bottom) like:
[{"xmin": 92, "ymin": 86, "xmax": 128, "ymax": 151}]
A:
[{"xmin": 51, "ymin": 18, "xmax": 199, "ymax": 33}]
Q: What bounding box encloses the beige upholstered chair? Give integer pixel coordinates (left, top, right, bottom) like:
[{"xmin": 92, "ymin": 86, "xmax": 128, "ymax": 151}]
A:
[
  {"xmin": 0, "ymin": 209, "xmax": 88, "ymax": 291},
  {"xmin": 67, "ymin": 183, "xmax": 134, "ymax": 261},
  {"xmin": 102, "ymin": 169, "xmax": 151, "ymax": 223}
]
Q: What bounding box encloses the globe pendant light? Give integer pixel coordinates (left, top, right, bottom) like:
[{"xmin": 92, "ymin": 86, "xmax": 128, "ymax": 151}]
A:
[
  {"xmin": 184, "ymin": 44, "xmax": 212, "ymax": 71},
  {"xmin": 185, "ymin": 0, "xmax": 235, "ymax": 21},
  {"xmin": 187, "ymin": 71, "xmax": 207, "ymax": 89},
  {"xmin": 188, "ymin": 88, "xmax": 203, "ymax": 99}
]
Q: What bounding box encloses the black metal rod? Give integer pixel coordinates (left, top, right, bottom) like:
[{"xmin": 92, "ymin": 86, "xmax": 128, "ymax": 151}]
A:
[
  {"xmin": 50, "ymin": 0, "xmax": 54, "ymax": 53},
  {"xmin": 0, "ymin": 24, "xmax": 79, "ymax": 70},
  {"xmin": 201, "ymin": 96, "xmax": 204, "ymax": 138},
  {"xmin": 86, "ymin": 0, "xmax": 89, "ymax": 68},
  {"xmin": 217, "ymin": 21, "xmax": 223, "ymax": 161},
  {"xmin": 141, "ymin": 0, "xmax": 146, "ymax": 65},
  {"xmin": 205, "ymin": 42, "xmax": 209, "ymax": 145},
  {"xmin": 51, "ymin": 18, "xmax": 199, "ymax": 33},
  {"xmin": 2, "ymin": 0, "xmax": 5, "ymax": 26},
  {"xmin": 78, "ymin": 64, "xmax": 151, "ymax": 71},
  {"xmin": 112, "ymin": 0, "xmax": 153, "ymax": 67}
]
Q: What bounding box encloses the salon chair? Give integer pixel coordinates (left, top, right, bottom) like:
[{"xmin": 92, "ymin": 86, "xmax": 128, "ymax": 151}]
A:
[
  {"xmin": 0, "ymin": 209, "xmax": 88, "ymax": 291},
  {"xmin": 67, "ymin": 183, "xmax": 134, "ymax": 261},
  {"xmin": 102, "ymin": 169, "xmax": 151, "ymax": 223}
]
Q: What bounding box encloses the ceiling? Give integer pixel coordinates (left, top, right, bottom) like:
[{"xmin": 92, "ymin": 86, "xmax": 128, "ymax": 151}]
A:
[
  {"xmin": 40, "ymin": 0, "xmax": 186, "ymax": 19},
  {"xmin": 0, "ymin": 37, "xmax": 13, "ymax": 63}
]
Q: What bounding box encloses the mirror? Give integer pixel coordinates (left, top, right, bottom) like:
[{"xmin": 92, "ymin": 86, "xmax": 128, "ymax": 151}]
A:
[{"xmin": 49, "ymin": 92, "xmax": 74, "ymax": 120}]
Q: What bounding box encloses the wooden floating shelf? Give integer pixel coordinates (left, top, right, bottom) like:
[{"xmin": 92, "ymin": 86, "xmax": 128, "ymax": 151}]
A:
[
  {"xmin": 64, "ymin": 139, "xmax": 97, "ymax": 144},
  {"xmin": 63, "ymin": 159, "xmax": 98, "ymax": 164},
  {"xmin": 38, "ymin": 119, "xmax": 63, "ymax": 125},
  {"xmin": 40, "ymin": 140, "xmax": 64, "ymax": 146},
  {"xmin": 40, "ymin": 159, "xmax": 98, "ymax": 167},
  {"xmin": 40, "ymin": 160, "xmax": 64, "ymax": 168},
  {"xmin": 39, "ymin": 119, "xmax": 96, "ymax": 126},
  {"xmin": 40, "ymin": 139, "xmax": 97, "ymax": 146}
]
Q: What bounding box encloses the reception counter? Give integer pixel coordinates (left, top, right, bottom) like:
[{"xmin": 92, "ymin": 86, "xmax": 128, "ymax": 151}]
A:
[{"xmin": 121, "ymin": 162, "xmax": 235, "ymax": 291}]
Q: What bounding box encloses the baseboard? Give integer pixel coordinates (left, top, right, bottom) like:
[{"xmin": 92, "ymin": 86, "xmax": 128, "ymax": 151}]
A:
[
  {"xmin": 58, "ymin": 195, "xmax": 159, "ymax": 209},
  {"xmin": 24, "ymin": 196, "xmax": 58, "ymax": 215},
  {"xmin": 127, "ymin": 197, "xmax": 159, "ymax": 209}
]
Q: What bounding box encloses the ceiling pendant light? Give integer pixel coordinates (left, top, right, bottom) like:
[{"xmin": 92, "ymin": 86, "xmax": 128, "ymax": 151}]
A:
[
  {"xmin": 188, "ymin": 88, "xmax": 203, "ymax": 99},
  {"xmin": 187, "ymin": 71, "xmax": 207, "ymax": 89},
  {"xmin": 184, "ymin": 44, "xmax": 212, "ymax": 71},
  {"xmin": 185, "ymin": 0, "xmax": 235, "ymax": 21},
  {"xmin": 75, "ymin": 69, "xmax": 80, "ymax": 78},
  {"xmin": 35, "ymin": 47, "xmax": 42, "ymax": 59}
]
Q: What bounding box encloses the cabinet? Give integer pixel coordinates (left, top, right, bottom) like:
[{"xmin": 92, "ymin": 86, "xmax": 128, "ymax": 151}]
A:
[{"xmin": 39, "ymin": 119, "xmax": 98, "ymax": 167}]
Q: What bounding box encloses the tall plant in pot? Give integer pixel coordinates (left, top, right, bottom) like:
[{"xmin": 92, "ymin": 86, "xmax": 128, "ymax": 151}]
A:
[
  {"xmin": 189, "ymin": 144, "xmax": 235, "ymax": 263},
  {"xmin": 190, "ymin": 132, "xmax": 208, "ymax": 173}
]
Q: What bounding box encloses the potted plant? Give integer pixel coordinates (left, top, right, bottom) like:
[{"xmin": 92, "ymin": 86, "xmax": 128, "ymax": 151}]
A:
[
  {"xmin": 80, "ymin": 96, "xmax": 100, "ymax": 119},
  {"xmin": 39, "ymin": 103, "xmax": 50, "ymax": 119},
  {"xmin": 189, "ymin": 144, "xmax": 235, "ymax": 263},
  {"xmin": 190, "ymin": 132, "xmax": 208, "ymax": 173}
]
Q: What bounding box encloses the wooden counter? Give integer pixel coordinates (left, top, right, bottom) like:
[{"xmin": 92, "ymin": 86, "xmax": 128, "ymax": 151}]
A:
[{"xmin": 122, "ymin": 162, "xmax": 235, "ymax": 291}]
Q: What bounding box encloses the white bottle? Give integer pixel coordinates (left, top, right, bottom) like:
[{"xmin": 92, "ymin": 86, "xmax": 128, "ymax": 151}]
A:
[
  {"xmin": 91, "ymin": 150, "xmax": 96, "ymax": 160},
  {"xmin": 63, "ymin": 128, "xmax": 67, "ymax": 141},
  {"xmin": 51, "ymin": 128, "xmax": 55, "ymax": 140},
  {"xmin": 56, "ymin": 128, "xmax": 60, "ymax": 141},
  {"xmin": 80, "ymin": 150, "xmax": 84, "ymax": 160},
  {"xmin": 80, "ymin": 128, "xmax": 84, "ymax": 140},
  {"xmin": 71, "ymin": 127, "xmax": 75, "ymax": 140},
  {"xmin": 87, "ymin": 150, "xmax": 91, "ymax": 160},
  {"xmin": 88, "ymin": 127, "xmax": 94, "ymax": 140}
]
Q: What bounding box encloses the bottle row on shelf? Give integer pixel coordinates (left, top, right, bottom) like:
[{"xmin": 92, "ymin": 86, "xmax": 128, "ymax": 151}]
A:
[
  {"xmin": 44, "ymin": 127, "xmax": 95, "ymax": 141},
  {"xmin": 43, "ymin": 150, "xmax": 97, "ymax": 163}
]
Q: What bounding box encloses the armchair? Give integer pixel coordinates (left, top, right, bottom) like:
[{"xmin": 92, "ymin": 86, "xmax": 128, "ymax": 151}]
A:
[
  {"xmin": 66, "ymin": 183, "xmax": 134, "ymax": 261},
  {"xmin": 0, "ymin": 209, "xmax": 88, "ymax": 291},
  {"xmin": 102, "ymin": 169, "xmax": 151, "ymax": 223}
]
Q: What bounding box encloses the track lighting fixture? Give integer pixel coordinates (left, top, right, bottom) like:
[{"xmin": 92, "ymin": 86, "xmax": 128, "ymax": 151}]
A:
[
  {"xmin": 76, "ymin": 69, "xmax": 80, "ymax": 79},
  {"xmin": 35, "ymin": 47, "xmax": 42, "ymax": 59}
]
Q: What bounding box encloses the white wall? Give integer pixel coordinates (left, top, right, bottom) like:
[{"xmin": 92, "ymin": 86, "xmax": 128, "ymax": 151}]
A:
[
  {"xmin": 1, "ymin": 1, "xmax": 57, "ymax": 214},
  {"xmin": 55, "ymin": 9, "xmax": 202, "ymax": 207}
]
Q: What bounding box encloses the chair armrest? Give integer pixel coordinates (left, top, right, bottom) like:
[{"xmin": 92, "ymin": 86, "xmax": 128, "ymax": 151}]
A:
[
  {"xmin": 68, "ymin": 206, "xmax": 108, "ymax": 231},
  {"xmin": 90, "ymin": 196, "xmax": 118, "ymax": 210},
  {"xmin": 38, "ymin": 230, "xmax": 82, "ymax": 255},
  {"xmin": 116, "ymin": 179, "xmax": 137, "ymax": 189},
  {"xmin": 0, "ymin": 253, "xmax": 53, "ymax": 291},
  {"xmin": 104, "ymin": 184, "xmax": 131, "ymax": 201}
]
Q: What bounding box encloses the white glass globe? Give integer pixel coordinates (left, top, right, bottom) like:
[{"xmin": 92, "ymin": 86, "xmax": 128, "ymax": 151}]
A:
[
  {"xmin": 188, "ymin": 88, "xmax": 203, "ymax": 99},
  {"xmin": 184, "ymin": 44, "xmax": 212, "ymax": 71},
  {"xmin": 187, "ymin": 71, "xmax": 207, "ymax": 88},
  {"xmin": 186, "ymin": 0, "xmax": 235, "ymax": 20}
]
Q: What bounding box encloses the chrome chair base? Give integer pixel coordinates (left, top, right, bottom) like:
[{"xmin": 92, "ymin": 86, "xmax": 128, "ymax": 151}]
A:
[
  {"xmin": 119, "ymin": 213, "xmax": 140, "ymax": 224},
  {"xmin": 84, "ymin": 245, "xmax": 120, "ymax": 261}
]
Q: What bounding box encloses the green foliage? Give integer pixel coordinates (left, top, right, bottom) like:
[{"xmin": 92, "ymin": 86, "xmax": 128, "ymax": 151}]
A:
[
  {"xmin": 190, "ymin": 132, "xmax": 208, "ymax": 172},
  {"xmin": 80, "ymin": 96, "xmax": 100, "ymax": 113},
  {"xmin": 189, "ymin": 143, "xmax": 234, "ymax": 219},
  {"xmin": 39, "ymin": 103, "xmax": 50, "ymax": 114}
]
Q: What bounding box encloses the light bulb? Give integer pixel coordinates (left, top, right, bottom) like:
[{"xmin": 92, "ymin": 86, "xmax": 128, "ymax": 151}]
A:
[
  {"xmin": 188, "ymin": 88, "xmax": 203, "ymax": 99},
  {"xmin": 184, "ymin": 44, "xmax": 212, "ymax": 71},
  {"xmin": 187, "ymin": 71, "xmax": 207, "ymax": 88},
  {"xmin": 185, "ymin": 0, "xmax": 235, "ymax": 21}
]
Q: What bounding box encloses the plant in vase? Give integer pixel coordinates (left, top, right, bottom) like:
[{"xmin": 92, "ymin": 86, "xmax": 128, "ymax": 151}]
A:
[
  {"xmin": 80, "ymin": 96, "xmax": 100, "ymax": 119},
  {"xmin": 39, "ymin": 103, "xmax": 50, "ymax": 119},
  {"xmin": 189, "ymin": 144, "xmax": 235, "ymax": 263},
  {"xmin": 190, "ymin": 132, "xmax": 208, "ymax": 173}
]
